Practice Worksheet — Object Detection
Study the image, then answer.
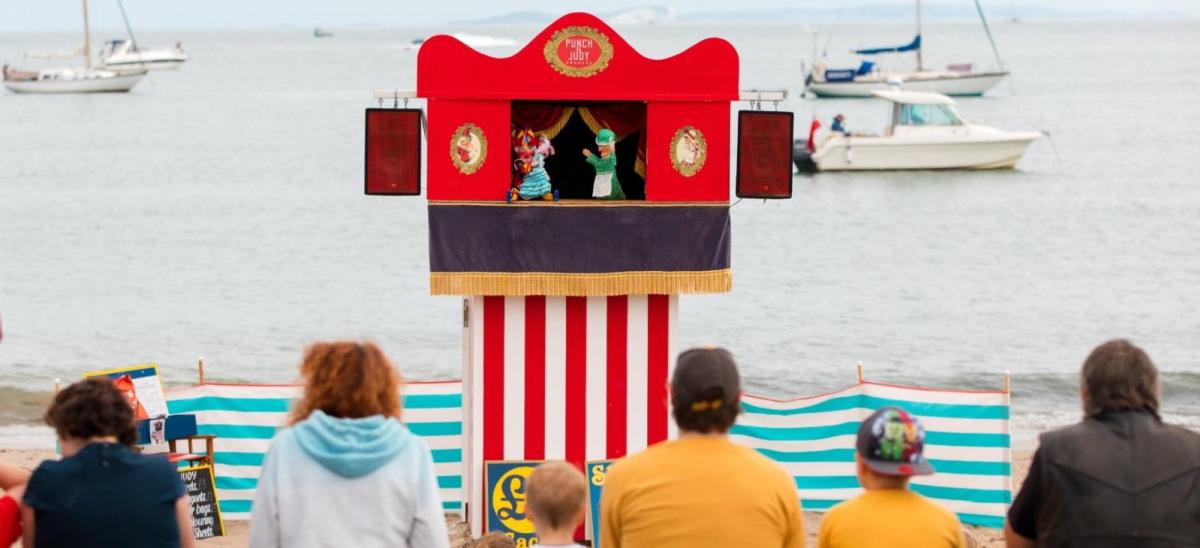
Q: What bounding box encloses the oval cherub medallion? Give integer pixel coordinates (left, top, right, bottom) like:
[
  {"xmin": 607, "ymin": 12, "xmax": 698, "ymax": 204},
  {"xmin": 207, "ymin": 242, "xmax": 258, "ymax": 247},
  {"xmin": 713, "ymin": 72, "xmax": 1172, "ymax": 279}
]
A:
[
  {"xmin": 450, "ymin": 123, "xmax": 488, "ymax": 175},
  {"xmin": 670, "ymin": 126, "xmax": 707, "ymax": 177}
]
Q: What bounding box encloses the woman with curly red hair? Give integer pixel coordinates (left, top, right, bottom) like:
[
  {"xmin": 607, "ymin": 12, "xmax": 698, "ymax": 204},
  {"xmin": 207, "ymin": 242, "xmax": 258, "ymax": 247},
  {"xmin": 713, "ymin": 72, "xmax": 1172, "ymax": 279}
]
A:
[{"xmin": 250, "ymin": 341, "xmax": 449, "ymax": 548}]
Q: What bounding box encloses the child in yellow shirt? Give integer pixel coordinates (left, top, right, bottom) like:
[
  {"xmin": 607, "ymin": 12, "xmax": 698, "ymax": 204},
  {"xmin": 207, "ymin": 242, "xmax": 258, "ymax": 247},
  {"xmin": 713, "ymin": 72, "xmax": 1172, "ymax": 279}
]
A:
[{"xmin": 818, "ymin": 406, "xmax": 965, "ymax": 548}]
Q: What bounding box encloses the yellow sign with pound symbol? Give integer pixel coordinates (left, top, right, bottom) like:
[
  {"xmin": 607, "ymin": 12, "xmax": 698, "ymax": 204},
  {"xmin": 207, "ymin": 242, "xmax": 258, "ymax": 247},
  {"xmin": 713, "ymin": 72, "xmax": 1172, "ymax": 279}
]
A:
[{"xmin": 485, "ymin": 460, "xmax": 545, "ymax": 544}]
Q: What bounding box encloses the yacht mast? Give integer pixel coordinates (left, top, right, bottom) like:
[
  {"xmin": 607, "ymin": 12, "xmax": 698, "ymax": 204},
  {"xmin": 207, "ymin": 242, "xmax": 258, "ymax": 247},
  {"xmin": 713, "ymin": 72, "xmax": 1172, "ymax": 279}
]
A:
[
  {"xmin": 81, "ymin": 0, "xmax": 92, "ymax": 70},
  {"xmin": 116, "ymin": 0, "xmax": 139, "ymax": 49},
  {"xmin": 973, "ymin": 0, "xmax": 1006, "ymax": 69},
  {"xmin": 915, "ymin": 0, "xmax": 924, "ymax": 71}
]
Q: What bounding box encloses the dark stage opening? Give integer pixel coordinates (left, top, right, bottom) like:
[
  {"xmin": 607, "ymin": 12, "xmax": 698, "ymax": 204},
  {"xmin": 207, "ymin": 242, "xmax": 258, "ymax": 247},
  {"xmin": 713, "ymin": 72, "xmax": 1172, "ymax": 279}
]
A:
[{"xmin": 511, "ymin": 101, "xmax": 646, "ymax": 200}]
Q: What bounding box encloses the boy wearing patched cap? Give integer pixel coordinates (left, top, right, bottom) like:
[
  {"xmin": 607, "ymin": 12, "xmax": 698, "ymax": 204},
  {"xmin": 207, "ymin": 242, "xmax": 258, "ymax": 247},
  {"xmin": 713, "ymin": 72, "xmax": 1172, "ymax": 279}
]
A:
[
  {"xmin": 817, "ymin": 406, "xmax": 965, "ymax": 548},
  {"xmin": 582, "ymin": 128, "xmax": 626, "ymax": 200}
]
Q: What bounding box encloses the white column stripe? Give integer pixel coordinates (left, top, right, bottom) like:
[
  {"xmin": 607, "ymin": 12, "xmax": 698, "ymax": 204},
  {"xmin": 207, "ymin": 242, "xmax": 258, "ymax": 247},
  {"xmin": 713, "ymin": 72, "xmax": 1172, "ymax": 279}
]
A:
[
  {"xmin": 585, "ymin": 297, "xmax": 607, "ymax": 460},
  {"xmin": 667, "ymin": 295, "xmax": 680, "ymax": 441},
  {"xmin": 503, "ymin": 297, "xmax": 526, "ymax": 460},
  {"xmin": 544, "ymin": 297, "xmax": 567, "ymax": 460},
  {"xmin": 468, "ymin": 296, "xmax": 485, "ymax": 537},
  {"xmin": 626, "ymin": 295, "xmax": 649, "ymax": 454}
]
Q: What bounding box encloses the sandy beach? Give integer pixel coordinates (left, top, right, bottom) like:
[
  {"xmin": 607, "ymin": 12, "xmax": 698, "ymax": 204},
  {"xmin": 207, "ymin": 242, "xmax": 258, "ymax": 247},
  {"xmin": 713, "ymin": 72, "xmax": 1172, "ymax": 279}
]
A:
[{"xmin": 2, "ymin": 447, "xmax": 1031, "ymax": 547}]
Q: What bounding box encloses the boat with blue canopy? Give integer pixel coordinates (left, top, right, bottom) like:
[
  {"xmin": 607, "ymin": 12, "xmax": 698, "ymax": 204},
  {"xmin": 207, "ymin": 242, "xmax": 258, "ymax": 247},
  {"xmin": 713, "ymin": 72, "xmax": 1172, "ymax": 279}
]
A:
[{"xmin": 805, "ymin": 0, "xmax": 1009, "ymax": 98}]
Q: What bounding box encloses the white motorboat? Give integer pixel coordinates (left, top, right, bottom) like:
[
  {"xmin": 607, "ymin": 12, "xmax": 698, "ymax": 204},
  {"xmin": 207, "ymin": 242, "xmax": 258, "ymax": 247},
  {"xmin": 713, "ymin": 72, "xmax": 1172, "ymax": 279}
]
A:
[
  {"xmin": 98, "ymin": 39, "xmax": 187, "ymax": 72},
  {"xmin": 3, "ymin": 0, "xmax": 145, "ymax": 94},
  {"xmin": 805, "ymin": 0, "xmax": 1009, "ymax": 97},
  {"xmin": 797, "ymin": 90, "xmax": 1040, "ymax": 171}
]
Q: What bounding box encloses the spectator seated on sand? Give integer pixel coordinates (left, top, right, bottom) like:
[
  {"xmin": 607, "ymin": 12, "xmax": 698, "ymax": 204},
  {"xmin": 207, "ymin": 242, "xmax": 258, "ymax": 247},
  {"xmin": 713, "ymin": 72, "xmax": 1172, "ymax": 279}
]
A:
[
  {"xmin": 600, "ymin": 347, "xmax": 804, "ymax": 548},
  {"xmin": 1005, "ymin": 339, "xmax": 1200, "ymax": 546},
  {"xmin": 817, "ymin": 406, "xmax": 965, "ymax": 548},
  {"xmin": 250, "ymin": 341, "xmax": 450, "ymax": 548},
  {"xmin": 474, "ymin": 532, "xmax": 517, "ymax": 548},
  {"xmin": 526, "ymin": 461, "xmax": 588, "ymax": 548},
  {"xmin": 0, "ymin": 462, "xmax": 30, "ymax": 547},
  {"xmin": 21, "ymin": 379, "xmax": 195, "ymax": 548}
]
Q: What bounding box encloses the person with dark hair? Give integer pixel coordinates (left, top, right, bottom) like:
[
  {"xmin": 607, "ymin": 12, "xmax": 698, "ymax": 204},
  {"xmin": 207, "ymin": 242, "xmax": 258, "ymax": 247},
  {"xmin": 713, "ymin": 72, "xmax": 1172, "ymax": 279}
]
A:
[
  {"xmin": 599, "ymin": 347, "xmax": 803, "ymax": 548},
  {"xmin": 817, "ymin": 407, "xmax": 964, "ymax": 547},
  {"xmin": 20, "ymin": 378, "xmax": 195, "ymax": 548},
  {"xmin": 1005, "ymin": 339, "xmax": 1200, "ymax": 547},
  {"xmin": 250, "ymin": 341, "xmax": 449, "ymax": 548}
]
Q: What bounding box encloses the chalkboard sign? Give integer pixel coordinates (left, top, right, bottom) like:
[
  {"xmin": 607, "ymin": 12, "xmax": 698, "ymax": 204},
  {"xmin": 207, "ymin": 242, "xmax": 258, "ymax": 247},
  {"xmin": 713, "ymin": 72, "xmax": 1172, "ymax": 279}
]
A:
[{"xmin": 178, "ymin": 465, "xmax": 225, "ymax": 539}]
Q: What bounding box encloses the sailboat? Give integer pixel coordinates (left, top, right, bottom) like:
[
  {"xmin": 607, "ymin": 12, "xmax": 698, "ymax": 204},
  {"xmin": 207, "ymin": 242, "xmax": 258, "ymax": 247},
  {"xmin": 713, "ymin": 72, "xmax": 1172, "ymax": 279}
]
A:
[
  {"xmin": 805, "ymin": 0, "xmax": 1009, "ymax": 97},
  {"xmin": 3, "ymin": 0, "xmax": 146, "ymax": 94}
]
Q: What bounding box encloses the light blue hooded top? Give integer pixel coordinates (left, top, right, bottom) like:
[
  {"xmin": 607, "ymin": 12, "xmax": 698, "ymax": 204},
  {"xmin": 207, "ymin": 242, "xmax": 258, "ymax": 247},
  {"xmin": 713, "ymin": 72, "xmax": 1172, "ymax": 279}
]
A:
[{"xmin": 249, "ymin": 410, "xmax": 450, "ymax": 548}]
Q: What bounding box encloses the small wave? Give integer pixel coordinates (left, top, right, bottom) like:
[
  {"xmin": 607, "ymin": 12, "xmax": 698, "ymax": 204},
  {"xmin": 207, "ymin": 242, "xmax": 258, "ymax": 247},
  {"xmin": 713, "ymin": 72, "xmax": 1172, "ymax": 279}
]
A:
[
  {"xmin": 0, "ymin": 386, "xmax": 54, "ymax": 426},
  {"xmin": 0, "ymin": 424, "xmax": 55, "ymax": 450}
]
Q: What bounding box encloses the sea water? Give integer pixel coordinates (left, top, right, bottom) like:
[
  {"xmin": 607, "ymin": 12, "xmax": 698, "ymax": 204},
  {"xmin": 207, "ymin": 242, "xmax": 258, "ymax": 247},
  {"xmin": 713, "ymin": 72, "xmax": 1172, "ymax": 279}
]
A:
[{"xmin": 1, "ymin": 21, "xmax": 1199, "ymax": 446}]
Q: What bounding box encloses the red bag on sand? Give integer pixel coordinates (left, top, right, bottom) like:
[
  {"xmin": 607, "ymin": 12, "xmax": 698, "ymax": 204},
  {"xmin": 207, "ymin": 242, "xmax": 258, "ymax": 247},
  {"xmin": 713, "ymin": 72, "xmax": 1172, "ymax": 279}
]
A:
[
  {"xmin": 0, "ymin": 495, "xmax": 20, "ymax": 547},
  {"xmin": 112, "ymin": 374, "xmax": 150, "ymax": 421}
]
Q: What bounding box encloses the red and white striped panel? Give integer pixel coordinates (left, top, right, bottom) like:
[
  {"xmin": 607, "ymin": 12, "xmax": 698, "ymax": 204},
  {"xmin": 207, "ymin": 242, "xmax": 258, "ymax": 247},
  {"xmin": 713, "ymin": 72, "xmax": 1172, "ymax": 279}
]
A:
[{"xmin": 463, "ymin": 295, "xmax": 678, "ymax": 533}]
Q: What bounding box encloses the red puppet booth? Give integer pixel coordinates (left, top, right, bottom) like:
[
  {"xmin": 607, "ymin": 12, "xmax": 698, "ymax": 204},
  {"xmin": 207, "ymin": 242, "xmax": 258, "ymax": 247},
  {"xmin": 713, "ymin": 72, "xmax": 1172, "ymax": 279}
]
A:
[{"xmin": 365, "ymin": 12, "xmax": 793, "ymax": 540}]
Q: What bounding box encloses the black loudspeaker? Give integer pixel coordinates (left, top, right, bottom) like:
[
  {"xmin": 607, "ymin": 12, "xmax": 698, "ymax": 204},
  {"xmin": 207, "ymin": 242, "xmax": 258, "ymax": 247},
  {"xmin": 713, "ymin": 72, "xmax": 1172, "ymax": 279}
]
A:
[
  {"xmin": 365, "ymin": 108, "xmax": 423, "ymax": 195},
  {"xmin": 736, "ymin": 110, "xmax": 795, "ymax": 199}
]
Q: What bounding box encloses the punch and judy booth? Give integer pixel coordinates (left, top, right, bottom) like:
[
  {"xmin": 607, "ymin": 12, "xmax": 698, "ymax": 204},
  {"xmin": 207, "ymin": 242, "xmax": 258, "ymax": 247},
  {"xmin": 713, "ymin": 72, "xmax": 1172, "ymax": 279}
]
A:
[{"xmin": 364, "ymin": 12, "xmax": 795, "ymax": 537}]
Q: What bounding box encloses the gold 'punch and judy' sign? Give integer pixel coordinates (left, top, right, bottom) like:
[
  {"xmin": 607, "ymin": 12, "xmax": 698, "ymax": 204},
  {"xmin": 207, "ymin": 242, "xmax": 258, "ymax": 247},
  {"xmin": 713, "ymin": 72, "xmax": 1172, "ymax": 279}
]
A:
[{"xmin": 544, "ymin": 26, "xmax": 614, "ymax": 78}]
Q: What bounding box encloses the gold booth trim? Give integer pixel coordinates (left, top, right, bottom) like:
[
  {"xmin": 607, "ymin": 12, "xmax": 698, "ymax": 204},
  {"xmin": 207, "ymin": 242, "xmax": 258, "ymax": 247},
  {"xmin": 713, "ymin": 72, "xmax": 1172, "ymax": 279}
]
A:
[{"xmin": 430, "ymin": 270, "xmax": 732, "ymax": 296}]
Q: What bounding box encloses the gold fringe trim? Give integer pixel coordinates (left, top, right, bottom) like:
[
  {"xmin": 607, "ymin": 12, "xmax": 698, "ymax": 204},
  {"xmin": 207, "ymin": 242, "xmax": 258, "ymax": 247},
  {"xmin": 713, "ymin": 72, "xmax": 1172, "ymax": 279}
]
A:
[{"xmin": 430, "ymin": 270, "xmax": 731, "ymax": 296}]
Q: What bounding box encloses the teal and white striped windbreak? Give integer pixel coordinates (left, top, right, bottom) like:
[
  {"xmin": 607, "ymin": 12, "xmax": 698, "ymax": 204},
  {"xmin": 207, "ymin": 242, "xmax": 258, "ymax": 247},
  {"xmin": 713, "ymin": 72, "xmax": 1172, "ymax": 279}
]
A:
[
  {"xmin": 736, "ymin": 380, "xmax": 1012, "ymax": 528},
  {"xmin": 166, "ymin": 378, "xmax": 1010, "ymax": 528},
  {"xmin": 165, "ymin": 381, "xmax": 464, "ymax": 520}
]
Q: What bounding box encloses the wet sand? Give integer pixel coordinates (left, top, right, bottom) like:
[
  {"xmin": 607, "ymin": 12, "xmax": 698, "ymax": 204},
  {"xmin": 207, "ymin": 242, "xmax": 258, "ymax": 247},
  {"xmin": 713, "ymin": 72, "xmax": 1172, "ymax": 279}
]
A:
[{"xmin": 2, "ymin": 448, "xmax": 1032, "ymax": 547}]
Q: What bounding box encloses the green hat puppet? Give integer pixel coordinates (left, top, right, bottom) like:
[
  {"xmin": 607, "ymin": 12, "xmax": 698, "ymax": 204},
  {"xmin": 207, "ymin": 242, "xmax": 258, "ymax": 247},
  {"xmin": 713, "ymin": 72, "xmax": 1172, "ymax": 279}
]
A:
[{"xmin": 583, "ymin": 128, "xmax": 626, "ymax": 200}]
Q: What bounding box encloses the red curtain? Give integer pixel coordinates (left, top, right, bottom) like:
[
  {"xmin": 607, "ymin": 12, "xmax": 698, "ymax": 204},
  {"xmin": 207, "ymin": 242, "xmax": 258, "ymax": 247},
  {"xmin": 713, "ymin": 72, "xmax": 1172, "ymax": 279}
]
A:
[
  {"xmin": 511, "ymin": 104, "xmax": 575, "ymax": 138},
  {"xmin": 511, "ymin": 103, "xmax": 649, "ymax": 179}
]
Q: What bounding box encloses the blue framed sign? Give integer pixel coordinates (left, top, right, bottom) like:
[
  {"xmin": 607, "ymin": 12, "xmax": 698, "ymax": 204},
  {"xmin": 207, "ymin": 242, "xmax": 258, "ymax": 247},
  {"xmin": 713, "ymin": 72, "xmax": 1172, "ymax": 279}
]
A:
[
  {"xmin": 484, "ymin": 460, "xmax": 544, "ymax": 546},
  {"xmin": 585, "ymin": 460, "xmax": 614, "ymax": 548}
]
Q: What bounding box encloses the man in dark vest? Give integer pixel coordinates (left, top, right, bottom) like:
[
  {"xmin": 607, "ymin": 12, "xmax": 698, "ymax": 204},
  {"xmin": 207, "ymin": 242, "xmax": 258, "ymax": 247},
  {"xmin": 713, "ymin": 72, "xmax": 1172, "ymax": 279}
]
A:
[{"xmin": 1005, "ymin": 339, "xmax": 1200, "ymax": 547}]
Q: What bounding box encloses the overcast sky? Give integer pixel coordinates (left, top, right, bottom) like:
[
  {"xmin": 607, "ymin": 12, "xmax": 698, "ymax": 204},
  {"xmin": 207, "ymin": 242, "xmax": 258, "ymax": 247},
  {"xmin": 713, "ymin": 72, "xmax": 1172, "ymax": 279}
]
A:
[{"xmin": 2, "ymin": 0, "xmax": 1196, "ymax": 32}]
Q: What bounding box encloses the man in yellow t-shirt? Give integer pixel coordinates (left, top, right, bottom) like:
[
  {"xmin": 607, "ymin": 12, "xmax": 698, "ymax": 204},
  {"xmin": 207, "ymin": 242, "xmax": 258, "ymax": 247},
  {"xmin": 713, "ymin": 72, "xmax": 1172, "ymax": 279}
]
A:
[
  {"xmin": 818, "ymin": 406, "xmax": 965, "ymax": 548},
  {"xmin": 599, "ymin": 347, "xmax": 804, "ymax": 548}
]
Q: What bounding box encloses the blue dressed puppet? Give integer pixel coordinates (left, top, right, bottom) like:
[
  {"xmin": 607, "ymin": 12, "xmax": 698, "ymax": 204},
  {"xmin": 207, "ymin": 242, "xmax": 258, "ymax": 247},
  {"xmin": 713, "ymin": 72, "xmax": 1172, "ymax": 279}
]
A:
[{"xmin": 508, "ymin": 129, "xmax": 559, "ymax": 202}]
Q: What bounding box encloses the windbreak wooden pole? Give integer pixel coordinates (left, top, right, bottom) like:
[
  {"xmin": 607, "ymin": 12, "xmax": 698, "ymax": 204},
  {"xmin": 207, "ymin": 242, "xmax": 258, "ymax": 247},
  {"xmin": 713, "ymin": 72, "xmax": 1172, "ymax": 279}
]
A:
[
  {"xmin": 1003, "ymin": 370, "xmax": 1014, "ymax": 498},
  {"xmin": 856, "ymin": 362, "xmax": 864, "ymax": 384},
  {"xmin": 198, "ymin": 357, "xmax": 206, "ymax": 384}
]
